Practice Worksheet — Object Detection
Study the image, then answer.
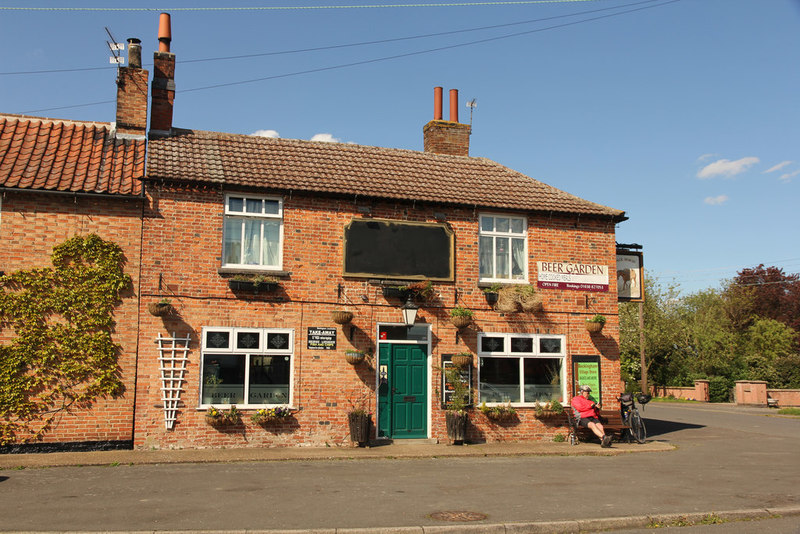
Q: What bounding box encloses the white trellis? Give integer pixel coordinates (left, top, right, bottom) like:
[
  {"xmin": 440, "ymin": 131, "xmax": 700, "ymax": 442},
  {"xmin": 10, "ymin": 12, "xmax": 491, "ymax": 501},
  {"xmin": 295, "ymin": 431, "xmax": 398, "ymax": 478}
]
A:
[{"xmin": 155, "ymin": 332, "xmax": 191, "ymax": 430}]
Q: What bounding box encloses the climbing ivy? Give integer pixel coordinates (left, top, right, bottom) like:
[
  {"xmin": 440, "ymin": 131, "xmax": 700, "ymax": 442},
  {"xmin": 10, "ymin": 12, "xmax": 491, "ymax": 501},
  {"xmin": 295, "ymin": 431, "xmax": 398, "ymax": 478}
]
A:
[{"xmin": 0, "ymin": 234, "xmax": 131, "ymax": 444}]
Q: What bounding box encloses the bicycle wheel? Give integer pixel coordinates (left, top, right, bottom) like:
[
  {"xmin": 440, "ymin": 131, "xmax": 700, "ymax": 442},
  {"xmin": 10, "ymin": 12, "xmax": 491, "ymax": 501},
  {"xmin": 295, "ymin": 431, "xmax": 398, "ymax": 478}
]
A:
[{"xmin": 629, "ymin": 409, "xmax": 646, "ymax": 444}]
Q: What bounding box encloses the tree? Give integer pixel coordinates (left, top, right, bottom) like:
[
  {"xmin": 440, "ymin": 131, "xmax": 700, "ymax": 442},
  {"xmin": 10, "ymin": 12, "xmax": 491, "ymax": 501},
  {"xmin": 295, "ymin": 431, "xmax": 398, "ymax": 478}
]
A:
[
  {"xmin": 619, "ymin": 274, "xmax": 690, "ymax": 389},
  {"xmin": 728, "ymin": 265, "xmax": 800, "ymax": 335}
]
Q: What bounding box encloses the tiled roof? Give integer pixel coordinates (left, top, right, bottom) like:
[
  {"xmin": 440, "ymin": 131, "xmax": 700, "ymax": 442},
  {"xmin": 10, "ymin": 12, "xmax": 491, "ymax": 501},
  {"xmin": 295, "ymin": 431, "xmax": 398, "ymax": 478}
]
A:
[
  {"xmin": 147, "ymin": 128, "xmax": 625, "ymax": 220},
  {"xmin": 0, "ymin": 114, "xmax": 144, "ymax": 196}
]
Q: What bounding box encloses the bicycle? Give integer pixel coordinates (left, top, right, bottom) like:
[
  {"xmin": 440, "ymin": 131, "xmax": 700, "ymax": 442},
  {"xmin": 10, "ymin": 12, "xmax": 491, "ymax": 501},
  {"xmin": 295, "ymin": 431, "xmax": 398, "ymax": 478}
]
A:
[{"xmin": 619, "ymin": 392, "xmax": 650, "ymax": 443}]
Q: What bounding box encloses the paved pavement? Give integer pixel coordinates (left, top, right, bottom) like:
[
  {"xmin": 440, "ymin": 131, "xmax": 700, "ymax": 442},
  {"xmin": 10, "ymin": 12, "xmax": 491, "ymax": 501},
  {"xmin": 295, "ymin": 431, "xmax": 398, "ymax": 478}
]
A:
[{"xmin": 1, "ymin": 402, "xmax": 799, "ymax": 533}]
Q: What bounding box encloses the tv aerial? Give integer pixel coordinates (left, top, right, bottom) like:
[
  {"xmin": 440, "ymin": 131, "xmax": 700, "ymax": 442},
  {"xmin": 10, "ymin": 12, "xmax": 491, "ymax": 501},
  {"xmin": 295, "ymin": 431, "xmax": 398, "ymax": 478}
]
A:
[
  {"xmin": 106, "ymin": 27, "xmax": 125, "ymax": 66},
  {"xmin": 466, "ymin": 99, "xmax": 477, "ymax": 126}
]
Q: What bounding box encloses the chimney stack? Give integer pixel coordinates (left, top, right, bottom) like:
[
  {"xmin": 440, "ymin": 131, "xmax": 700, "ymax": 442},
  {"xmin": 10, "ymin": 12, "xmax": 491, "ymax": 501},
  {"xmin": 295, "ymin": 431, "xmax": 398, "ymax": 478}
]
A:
[
  {"xmin": 115, "ymin": 37, "xmax": 148, "ymax": 137},
  {"xmin": 423, "ymin": 87, "xmax": 471, "ymax": 157},
  {"xmin": 150, "ymin": 13, "xmax": 175, "ymax": 136}
]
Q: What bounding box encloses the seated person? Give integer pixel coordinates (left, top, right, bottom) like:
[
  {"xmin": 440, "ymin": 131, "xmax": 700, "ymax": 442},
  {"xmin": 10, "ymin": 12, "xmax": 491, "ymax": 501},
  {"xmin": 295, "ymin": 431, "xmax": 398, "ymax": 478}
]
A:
[{"xmin": 571, "ymin": 385, "xmax": 612, "ymax": 447}]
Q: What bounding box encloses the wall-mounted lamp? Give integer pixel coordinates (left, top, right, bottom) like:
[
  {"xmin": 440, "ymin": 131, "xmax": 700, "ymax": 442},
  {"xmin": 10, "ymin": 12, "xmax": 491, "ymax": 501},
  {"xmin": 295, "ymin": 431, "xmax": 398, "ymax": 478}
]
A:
[{"xmin": 401, "ymin": 296, "xmax": 419, "ymax": 326}]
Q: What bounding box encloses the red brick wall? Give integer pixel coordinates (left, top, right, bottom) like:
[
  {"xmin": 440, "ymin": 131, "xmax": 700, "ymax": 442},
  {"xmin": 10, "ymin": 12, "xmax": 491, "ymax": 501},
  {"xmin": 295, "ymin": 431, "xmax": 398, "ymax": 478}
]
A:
[
  {"xmin": 134, "ymin": 184, "xmax": 620, "ymax": 448},
  {"xmin": 0, "ymin": 192, "xmax": 143, "ymax": 443}
]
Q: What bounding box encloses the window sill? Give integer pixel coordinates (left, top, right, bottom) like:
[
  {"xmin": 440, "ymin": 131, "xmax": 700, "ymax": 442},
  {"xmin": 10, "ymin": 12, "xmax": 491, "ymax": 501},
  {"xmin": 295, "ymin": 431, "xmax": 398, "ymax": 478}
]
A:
[{"xmin": 218, "ymin": 267, "xmax": 291, "ymax": 278}]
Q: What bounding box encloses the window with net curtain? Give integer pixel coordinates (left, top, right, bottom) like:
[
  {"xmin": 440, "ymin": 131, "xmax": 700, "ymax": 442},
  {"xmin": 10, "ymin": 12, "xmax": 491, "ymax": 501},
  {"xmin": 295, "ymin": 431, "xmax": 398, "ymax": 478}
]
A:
[
  {"xmin": 223, "ymin": 195, "xmax": 282, "ymax": 268},
  {"xmin": 479, "ymin": 214, "xmax": 527, "ymax": 281}
]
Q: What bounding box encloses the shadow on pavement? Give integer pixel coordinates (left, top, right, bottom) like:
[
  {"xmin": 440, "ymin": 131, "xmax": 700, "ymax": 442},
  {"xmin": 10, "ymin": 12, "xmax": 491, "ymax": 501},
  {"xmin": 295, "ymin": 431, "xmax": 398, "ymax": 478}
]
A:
[{"xmin": 644, "ymin": 417, "xmax": 704, "ymax": 438}]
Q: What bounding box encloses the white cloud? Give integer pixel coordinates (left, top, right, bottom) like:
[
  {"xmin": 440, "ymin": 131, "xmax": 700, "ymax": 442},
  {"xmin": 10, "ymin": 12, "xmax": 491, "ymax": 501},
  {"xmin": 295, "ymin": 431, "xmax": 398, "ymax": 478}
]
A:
[
  {"xmin": 763, "ymin": 161, "xmax": 793, "ymax": 174},
  {"xmin": 780, "ymin": 169, "xmax": 800, "ymax": 183},
  {"xmin": 251, "ymin": 129, "xmax": 280, "ymax": 138},
  {"xmin": 697, "ymin": 157, "xmax": 759, "ymax": 179},
  {"xmin": 704, "ymin": 195, "xmax": 729, "ymax": 206},
  {"xmin": 697, "ymin": 153, "xmax": 718, "ymax": 163},
  {"xmin": 310, "ymin": 133, "xmax": 340, "ymax": 143}
]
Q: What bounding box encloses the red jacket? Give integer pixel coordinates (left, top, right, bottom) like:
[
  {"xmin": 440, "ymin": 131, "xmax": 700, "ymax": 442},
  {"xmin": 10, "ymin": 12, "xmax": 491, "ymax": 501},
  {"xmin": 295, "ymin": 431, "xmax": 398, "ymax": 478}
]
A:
[{"xmin": 571, "ymin": 395, "xmax": 599, "ymax": 419}]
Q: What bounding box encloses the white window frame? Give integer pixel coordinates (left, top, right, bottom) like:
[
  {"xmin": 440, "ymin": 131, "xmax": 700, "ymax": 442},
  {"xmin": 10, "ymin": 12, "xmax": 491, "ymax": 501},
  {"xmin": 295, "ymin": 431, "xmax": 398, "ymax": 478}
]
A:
[
  {"xmin": 222, "ymin": 193, "xmax": 284, "ymax": 270},
  {"xmin": 200, "ymin": 326, "xmax": 294, "ymax": 409},
  {"xmin": 477, "ymin": 332, "xmax": 566, "ymax": 406},
  {"xmin": 478, "ymin": 213, "xmax": 528, "ymax": 283}
]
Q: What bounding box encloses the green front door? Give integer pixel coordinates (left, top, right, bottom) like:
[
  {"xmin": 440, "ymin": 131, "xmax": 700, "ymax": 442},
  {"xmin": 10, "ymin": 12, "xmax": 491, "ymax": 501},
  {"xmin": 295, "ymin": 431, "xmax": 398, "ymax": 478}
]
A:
[{"xmin": 378, "ymin": 343, "xmax": 427, "ymax": 438}]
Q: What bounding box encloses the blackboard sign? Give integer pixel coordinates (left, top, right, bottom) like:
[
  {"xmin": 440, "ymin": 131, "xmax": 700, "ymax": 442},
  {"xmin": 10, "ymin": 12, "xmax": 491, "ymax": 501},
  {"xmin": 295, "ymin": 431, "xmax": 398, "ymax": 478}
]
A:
[
  {"xmin": 441, "ymin": 355, "xmax": 472, "ymax": 409},
  {"xmin": 308, "ymin": 327, "xmax": 336, "ymax": 350},
  {"xmin": 343, "ymin": 218, "xmax": 454, "ymax": 280}
]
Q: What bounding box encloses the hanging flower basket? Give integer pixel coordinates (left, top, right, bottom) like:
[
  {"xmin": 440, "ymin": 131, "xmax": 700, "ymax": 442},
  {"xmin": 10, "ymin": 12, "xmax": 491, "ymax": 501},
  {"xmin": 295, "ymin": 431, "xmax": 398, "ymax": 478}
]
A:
[
  {"xmin": 345, "ymin": 350, "xmax": 366, "ymax": 365},
  {"xmin": 331, "ymin": 310, "xmax": 354, "ymax": 325},
  {"xmin": 451, "ymin": 352, "xmax": 472, "ymax": 369},
  {"xmin": 450, "ymin": 315, "xmax": 472, "ymax": 329},
  {"xmin": 585, "ymin": 321, "xmax": 604, "ymax": 333},
  {"xmin": 148, "ymin": 301, "xmax": 173, "ymax": 317},
  {"xmin": 484, "ymin": 291, "xmax": 499, "ymax": 306}
]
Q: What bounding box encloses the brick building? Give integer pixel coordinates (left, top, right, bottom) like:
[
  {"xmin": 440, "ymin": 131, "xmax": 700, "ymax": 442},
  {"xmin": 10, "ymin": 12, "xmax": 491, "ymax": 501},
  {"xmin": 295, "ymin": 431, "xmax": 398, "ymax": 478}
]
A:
[
  {"xmin": 2, "ymin": 15, "xmax": 627, "ymax": 450},
  {"xmin": 0, "ymin": 39, "xmax": 148, "ymax": 447}
]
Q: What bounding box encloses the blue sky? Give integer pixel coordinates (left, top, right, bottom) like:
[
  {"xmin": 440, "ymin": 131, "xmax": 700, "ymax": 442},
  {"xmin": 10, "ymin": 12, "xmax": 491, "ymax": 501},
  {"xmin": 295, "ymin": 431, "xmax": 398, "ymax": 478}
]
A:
[{"xmin": 1, "ymin": 0, "xmax": 798, "ymax": 294}]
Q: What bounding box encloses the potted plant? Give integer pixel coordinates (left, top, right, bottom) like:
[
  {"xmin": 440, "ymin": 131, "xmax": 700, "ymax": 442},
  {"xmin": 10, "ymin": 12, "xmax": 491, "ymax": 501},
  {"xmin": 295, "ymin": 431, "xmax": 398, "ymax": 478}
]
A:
[
  {"xmin": 331, "ymin": 310, "xmax": 354, "ymax": 324},
  {"xmin": 381, "ymin": 285, "xmax": 410, "ymax": 300},
  {"xmin": 443, "ymin": 366, "xmax": 470, "ymax": 444},
  {"xmin": 251, "ymin": 406, "xmax": 292, "ymax": 425},
  {"xmin": 347, "ymin": 389, "xmax": 372, "ymax": 446},
  {"xmin": 449, "ymin": 306, "xmax": 474, "ymax": 328},
  {"xmin": 205, "ymin": 405, "xmax": 241, "ymax": 426},
  {"xmin": 534, "ymin": 399, "xmax": 565, "ymax": 418},
  {"xmin": 344, "ymin": 349, "xmax": 366, "ymax": 365},
  {"xmin": 407, "ymin": 280, "xmax": 436, "ymax": 302},
  {"xmin": 147, "ymin": 297, "xmax": 173, "ymax": 317},
  {"xmin": 450, "ymin": 352, "xmax": 472, "ymax": 369},
  {"xmin": 479, "ymin": 402, "xmax": 517, "ymax": 423},
  {"xmin": 228, "ymin": 274, "xmax": 279, "ymax": 293},
  {"xmin": 585, "ymin": 314, "xmax": 606, "ymax": 333},
  {"xmin": 482, "ymin": 283, "xmax": 502, "ymax": 306}
]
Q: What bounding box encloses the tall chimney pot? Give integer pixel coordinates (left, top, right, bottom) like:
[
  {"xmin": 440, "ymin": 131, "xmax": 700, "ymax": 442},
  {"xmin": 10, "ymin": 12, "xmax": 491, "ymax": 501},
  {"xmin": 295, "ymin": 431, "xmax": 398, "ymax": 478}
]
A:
[
  {"xmin": 449, "ymin": 89, "xmax": 459, "ymax": 123},
  {"xmin": 127, "ymin": 38, "xmax": 142, "ymax": 69},
  {"xmin": 433, "ymin": 87, "xmax": 443, "ymax": 121},
  {"xmin": 158, "ymin": 13, "xmax": 172, "ymax": 52}
]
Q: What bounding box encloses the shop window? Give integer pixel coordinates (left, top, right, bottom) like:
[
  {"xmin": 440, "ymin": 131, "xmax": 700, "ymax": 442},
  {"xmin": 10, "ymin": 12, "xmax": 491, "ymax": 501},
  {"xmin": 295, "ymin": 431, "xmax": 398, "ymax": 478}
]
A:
[
  {"xmin": 222, "ymin": 194, "xmax": 283, "ymax": 269},
  {"xmin": 478, "ymin": 333, "xmax": 565, "ymax": 405},
  {"xmin": 201, "ymin": 327, "xmax": 293, "ymax": 407},
  {"xmin": 479, "ymin": 214, "xmax": 527, "ymax": 282}
]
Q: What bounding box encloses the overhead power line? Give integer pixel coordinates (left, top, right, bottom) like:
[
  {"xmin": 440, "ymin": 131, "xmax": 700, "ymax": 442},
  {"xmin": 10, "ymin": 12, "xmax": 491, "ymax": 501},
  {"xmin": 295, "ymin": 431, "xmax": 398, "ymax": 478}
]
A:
[
  {"xmin": 0, "ymin": 1, "xmax": 610, "ymax": 12},
  {"xmin": 0, "ymin": 0, "xmax": 665, "ymax": 76},
  {"xmin": 14, "ymin": 0, "xmax": 679, "ymax": 114}
]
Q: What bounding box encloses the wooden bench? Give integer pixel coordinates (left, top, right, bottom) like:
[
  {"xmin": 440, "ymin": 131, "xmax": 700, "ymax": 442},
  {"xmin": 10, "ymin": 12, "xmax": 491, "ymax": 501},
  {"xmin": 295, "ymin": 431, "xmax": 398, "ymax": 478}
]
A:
[{"xmin": 565, "ymin": 408, "xmax": 630, "ymax": 445}]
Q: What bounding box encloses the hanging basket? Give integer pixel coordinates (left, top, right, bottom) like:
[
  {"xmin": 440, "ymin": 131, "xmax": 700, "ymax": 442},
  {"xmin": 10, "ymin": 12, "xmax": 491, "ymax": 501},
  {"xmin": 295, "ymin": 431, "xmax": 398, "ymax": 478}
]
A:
[
  {"xmin": 331, "ymin": 311, "xmax": 354, "ymax": 325},
  {"xmin": 148, "ymin": 302, "xmax": 173, "ymax": 317},
  {"xmin": 585, "ymin": 321, "xmax": 604, "ymax": 333},
  {"xmin": 345, "ymin": 350, "xmax": 366, "ymax": 365},
  {"xmin": 451, "ymin": 353, "xmax": 472, "ymax": 368},
  {"xmin": 450, "ymin": 315, "xmax": 472, "ymax": 329},
  {"xmin": 484, "ymin": 292, "xmax": 499, "ymax": 306}
]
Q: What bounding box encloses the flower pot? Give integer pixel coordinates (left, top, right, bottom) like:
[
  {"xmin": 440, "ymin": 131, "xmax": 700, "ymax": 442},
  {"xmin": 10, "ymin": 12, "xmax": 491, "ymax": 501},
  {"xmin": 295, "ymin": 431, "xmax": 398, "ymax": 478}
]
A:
[
  {"xmin": 451, "ymin": 353, "xmax": 472, "ymax": 369},
  {"xmin": 228, "ymin": 279, "xmax": 278, "ymax": 293},
  {"xmin": 450, "ymin": 315, "xmax": 472, "ymax": 329},
  {"xmin": 484, "ymin": 292, "xmax": 499, "ymax": 306},
  {"xmin": 445, "ymin": 411, "xmax": 468, "ymax": 444},
  {"xmin": 348, "ymin": 411, "xmax": 371, "ymax": 446},
  {"xmin": 486, "ymin": 410, "xmax": 516, "ymax": 423},
  {"xmin": 331, "ymin": 310, "xmax": 354, "ymax": 325},
  {"xmin": 585, "ymin": 321, "xmax": 604, "ymax": 333},
  {"xmin": 148, "ymin": 302, "xmax": 173, "ymax": 316},
  {"xmin": 345, "ymin": 351, "xmax": 366, "ymax": 365},
  {"xmin": 382, "ymin": 286, "xmax": 410, "ymax": 300}
]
